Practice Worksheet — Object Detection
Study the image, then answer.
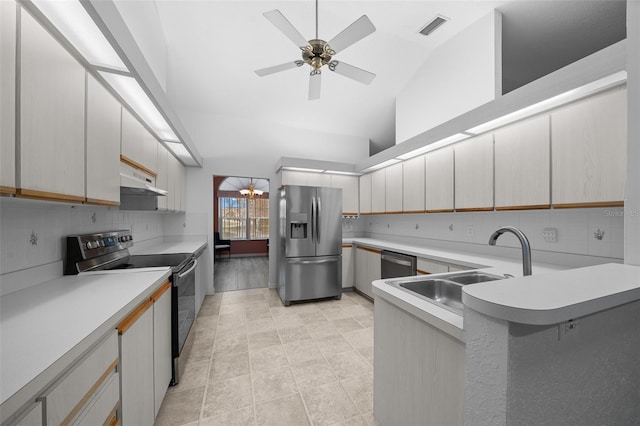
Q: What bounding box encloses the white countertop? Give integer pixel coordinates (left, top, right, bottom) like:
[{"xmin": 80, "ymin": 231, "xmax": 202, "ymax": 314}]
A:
[
  {"xmin": 462, "ymin": 263, "xmax": 640, "ymax": 325},
  {"xmin": 129, "ymin": 236, "xmax": 208, "ymax": 257},
  {"xmin": 0, "ymin": 270, "xmax": 171, "ymax": 413}
]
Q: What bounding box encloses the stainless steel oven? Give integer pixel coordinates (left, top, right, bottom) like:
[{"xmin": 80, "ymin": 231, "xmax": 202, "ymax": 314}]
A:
[{"xmin": 65, "ymin": 230, "xmax": 197, "ymax": 385}]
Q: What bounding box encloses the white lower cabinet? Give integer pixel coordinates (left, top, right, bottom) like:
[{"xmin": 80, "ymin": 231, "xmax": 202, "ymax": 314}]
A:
[
  {"xmin": 39, "ymin": 331, "xmax": 119, "ymax": 426},
  {"xmin": 119, "ymin": 300, "xmax": 155, "ymax": 426},
  {"xmin": 416, "ymin": 258, "xmax": 449, "ymax": 275},
  {"xmin": 355, "ymin": 246, "xmax": 381, "ymax": 299},
  {"xmin": 152, "ymin": 283, "xmax": 172, "ymax": 416},
  {"xmin": 374, "ymin": 296, "xmax": 465, "ymax": 425},
  {"xmin": 342, "ymin": 245, "xmax": 353, "ymax": 288}
]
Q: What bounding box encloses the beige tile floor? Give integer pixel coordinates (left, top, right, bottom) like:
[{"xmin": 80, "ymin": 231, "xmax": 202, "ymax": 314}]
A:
[{"xmin": 155, "ymin": 288, "xmax": 375, "ymax": 426}]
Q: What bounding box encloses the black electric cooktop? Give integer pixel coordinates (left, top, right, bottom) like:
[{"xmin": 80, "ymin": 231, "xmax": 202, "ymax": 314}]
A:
[{"xmin": 103, "ymin": 253, "xmax": 192, "ymax": 270}]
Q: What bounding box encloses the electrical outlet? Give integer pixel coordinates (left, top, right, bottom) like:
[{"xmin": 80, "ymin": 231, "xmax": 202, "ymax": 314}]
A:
[
  {"xmin": 542, "ymin": 227, "xmax": 557, "ymax": 243},
  {"xmin": 558, "ymin": 320, "xmax": 579, "ymax": 340},
  {"xmin": 467, "ymin": 225, "xmax": 474, "ymax": 238}
]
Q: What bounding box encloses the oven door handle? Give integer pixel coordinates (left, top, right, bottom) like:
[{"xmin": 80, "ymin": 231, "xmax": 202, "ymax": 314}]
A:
[{"xmin": 177, "ymin": 258, "xmax": 198, "ymax": 279}]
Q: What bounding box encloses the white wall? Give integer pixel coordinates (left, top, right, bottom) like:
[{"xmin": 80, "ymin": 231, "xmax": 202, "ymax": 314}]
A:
[
  {"xmin": 0, "ymin": 198, "xmax": 165, "ymax": 295},
  {"xmin": 395, "ymin": 11, "xmax": 501, "ymax": 144},
  {"xmin": 162, "ymin": 110, "xmax": 369, "ymax": 292},
  {"xmin": 358, "ymin": 207, "xmax": 624, "ymax": 267}
]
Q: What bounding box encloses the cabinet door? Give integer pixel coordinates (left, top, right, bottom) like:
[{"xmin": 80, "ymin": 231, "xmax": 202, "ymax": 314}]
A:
[
  {"xmin": 121, "ymin": 109, "xmax": 144, "ymax": 169},
  {"xmin": 367, "ymin": 250, "xmax": 381, "ymax": 299},
  {"xmin": 166, "ymin": 154, "xmax": 178, "ymax": 211},
  {"xmin": 385, "ymin": 163, "xmax": 403, "ymax": 213},
  {"xmin": 143, "ymin": 130, "xmax": 158, "ymax": 174},
  {"xmin": 306, "ymin": 172, "xmax": 331, "ymax": 187},
  {"xmin": 0, "ymin": 0, "xmax": 16, "ymax": 194},
  {"xmin": 494, "ymin": 115, "xmax": 550, "ymax": 209},
  {"xmin": 156, "ymin": 144, "xmax": 169, "ymax": 210},
  {"xmin": 551, "ymin": 87, "xmax": 627, "ymax": 207},
  {"xmin": 119, "ymin": 301, "xmax": 154, "ymax": 426},
  {"xmin": 371, "ymin": 169, "xmax": 386, "ymax": 214},
  {"xmin": 86, "ymin": 74, "xmax": 120, "ymax": 206},
  {"xmin": 19, "ymin": 11, "xmax": 85, "ymax": 202},
  {"xmin": 331, "ymin": 175, "xmax": 359, "ymax": 215},
  {"xmin": 454, "ymin": 134, "xmax": 494, "ymax": 211},
  {"xmin": 14, "ymin": 401, "xmax": 43, "ymax": 426},
  {"xmin": 341, "ymin": 245, "xmax": 353, "ymax": 288},
  {"xmin": 359, "ymin": 174, "xmax": 372, "ymax": 214},
  {"xmin": 416, "ymin": 258, "xmax": 448, "ymax": 275},
  {"xmin": 281, "ymin": 170, "xmax": 307, "ymax": 186},
  {"xmin": 152, "ymin": 283, "xmax": 172, "ymax": 416},
  {"xmin": 402, "ymin": 156, "xmax": 425, "ymax": 213},
  {"xmin": 425, "ymin": 147, "xmax": 454, "ymax": 212},
  {"xmin": 355, "ymin": 246, "xmax": 369, "ymax": 295},
  {"xmin": 178, "ymin": 161, "xmax": 186, "ymax": 212}
]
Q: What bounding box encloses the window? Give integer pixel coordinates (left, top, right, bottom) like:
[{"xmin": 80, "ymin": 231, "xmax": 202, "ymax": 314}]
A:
[{"xmin": 219, "ymin": 197, "xmax": 269, "ymax": 240}]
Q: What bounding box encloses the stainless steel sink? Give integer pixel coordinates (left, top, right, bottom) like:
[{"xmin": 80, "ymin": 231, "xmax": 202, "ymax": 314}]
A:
[
  {"xmin": 389, "ymin": 271, "xmax": 505, "ymax": 314},
  {"xmin": 447, "ymin": 271, "xmax": 504, "ymax": 285}
]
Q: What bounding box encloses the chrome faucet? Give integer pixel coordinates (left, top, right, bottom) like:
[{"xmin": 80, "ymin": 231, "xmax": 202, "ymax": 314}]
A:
[{"xmin": 488, "ymin": 226, "xmax": 532, "ymax": 276}]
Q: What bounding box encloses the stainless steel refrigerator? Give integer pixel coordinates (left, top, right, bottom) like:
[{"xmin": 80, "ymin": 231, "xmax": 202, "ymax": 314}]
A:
[{"xmin": 277, "ymin": 185, "xmax": 342, "ymax": 305}]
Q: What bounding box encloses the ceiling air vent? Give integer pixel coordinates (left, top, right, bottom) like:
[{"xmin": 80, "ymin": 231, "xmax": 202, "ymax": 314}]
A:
[{"xmin": 418, "ymin": 15, "xmax": 449, "ymax": 36}]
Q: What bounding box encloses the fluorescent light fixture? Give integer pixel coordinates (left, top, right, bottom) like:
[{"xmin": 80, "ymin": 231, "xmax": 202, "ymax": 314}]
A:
[
  {"xmin": 396, "ymin": 133, "xmax": 470, "ymax": 160},
  {"xmin": 31, "ymin": 0, "xmax": 128, "ymax": 72},
  {"xmin": 281, "ymin": 167, "xmax": 326, "ymax": 173},
  {"xmin": 467, "ymin": 71, "xmax": 627, "ymax": 135},
  {"xmin": 361, "ymin": 158, "xmax": 401, "ymax": 173},
  {"xmin": 164, "ymin": 141, "xmax": 197, "ymax": 166},
  {"xmin": 99, "ymin": 72, "xmax": 179, "ymax": 142},
  {"xmin": 324, "ymin": 170, "xmax": 362, "ymax": 176}
]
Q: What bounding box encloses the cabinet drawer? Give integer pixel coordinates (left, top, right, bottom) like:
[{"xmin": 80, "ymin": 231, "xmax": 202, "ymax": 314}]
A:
[
  {"xmin": 417, "ymin": 258, "xmax": 449, "ymax": 275},
  {"xmin": 13, "ymin": 401, "xmax": 43, "ymax": 426},
  {"xmin": 73, "ymin": 372, "xmax": 120, "ymax": 426},
  {"xmin": 42, "ymin": 330, "xmax": 119, "ymax": 426}
]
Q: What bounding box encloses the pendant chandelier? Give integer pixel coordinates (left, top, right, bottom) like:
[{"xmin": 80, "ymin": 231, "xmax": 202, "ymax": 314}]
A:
[{"xmin": 239, "ymin": 179, "xmax": 264, "ymax": 199}]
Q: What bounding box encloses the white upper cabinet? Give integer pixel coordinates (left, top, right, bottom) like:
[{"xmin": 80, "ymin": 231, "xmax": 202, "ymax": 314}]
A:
[
  {"xmin": 402, "ymin": 156, "xmax": 426, "ymax": 213},
  {"xmin": 86, "ymin": 74, "xmax": 121, "ymax": 206},
  {"xmin": 1, "ymin": 0, "xmax": 16, "ymax": 194},
  {"xmin": 454, "ymin": 134, "xmax": 494, "ymax": 211},
  {"xmin": 371, "ymin": 169, "xmax": 386, "ymax": 214},
  {"xmin": 551, "ymin": 86, "xmax": 627, "ymax": 207},
  {"xmin": 281, "ymin": 170, "xmax": 330, "ymax": 187},
  {"xmin": 306, "ymin": 172, "xmax": 331, "ymax": 187},
  {"xmin": 121, "ymin": 108, "xmax": 158, "ymax": 175},
  {"xmin": 425, "ymin": 147, "xmax": 454, "ymax": 212},
  {"xmin": 359, "ymin": 173, "xmax": 372, "ymax": 214},
  {"xmin": 156, "ymin": 143, "xmax": 169, "ymax": 210},
  {"xmin": 331, "ymin": 175, "xmax": 359, "ymax": 215},
  {"xmin": 19, "ymin": 10, "xmax": 85, "ymax": 202},
  {"xmin": 494, "ymin": 115, "xmax": 550, "ymax": 209},
  {"xmin": 385, "ymin": 163, "xmax": 403, "ymax": 213}
]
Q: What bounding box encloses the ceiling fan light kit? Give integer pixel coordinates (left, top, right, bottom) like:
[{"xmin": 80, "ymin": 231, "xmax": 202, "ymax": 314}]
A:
[{"xmin": 255, "ymin": 0, "xmax": 376, "ymax": 100}]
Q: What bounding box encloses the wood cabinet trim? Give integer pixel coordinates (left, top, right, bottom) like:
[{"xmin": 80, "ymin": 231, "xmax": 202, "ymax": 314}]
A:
[
  {"xmin": 151, "ymin": 281, "xmax": 171, "ymax": 302},
  {"xmin": 60, "ymin": 359, "xmax": 118, "ymax": 426},
  {"xmin": 117, "ymin": 299, "xmax": 153, "ymax": 335},
  {"xmin": 342, "ymin": 244, "xmax": 353, "ymax": 248},
  {"xmin": 495, "ymin": 204, "xmax": 551, "ymax": 211},
  {"xmin": 0, "ymin": 186, "xmax": 16, "ymax": 196},
  {"xmin": 342, "ymin": 212, "xmax": 359, "ymax": 216},
  {"xmin": 106, "ymin": 404, "xmax": 119, "ymax": 426},
  {"xmin": 426, "ymin": 209, "xmax": 454, "ymax": 213},
  {"xmin": 85, "ymin": 198, "xmax": 120, "ymax": 207},
  {"xmin": 120, "ymin": 155, "xmax": 157, "ymax": 178},
  {"xmin": 402, "ymin": 210, "xmax": 426, "ymax": 214},
  {"xmin": 384, "ymin": 211, "xmax": 404, "ymax": 215},
  {"xmin": 454, "ymin": 207, "xmax": 494, "ymax": 212},
  {"xmin": 553, "ymin": 201, "xmax": 624, "ymax": 209},
  {"xmin": 356, "ymin": 246, "xmax": 382, "ymax": 255},
  {"xmin": 16, "ymin": 188, "xmax": 85, "ymax": 203},
  {"xmin": 416, "ymin": 269, "xmax": 431, "ymax": 275}
]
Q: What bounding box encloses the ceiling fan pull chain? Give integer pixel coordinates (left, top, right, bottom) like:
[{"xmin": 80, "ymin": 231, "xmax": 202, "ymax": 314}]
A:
[{"xmin": 315, "ymin": 0, "xmax": 319, "ymax": 39}]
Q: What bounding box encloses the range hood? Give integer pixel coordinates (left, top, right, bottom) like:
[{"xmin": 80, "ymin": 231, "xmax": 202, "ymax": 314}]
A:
[{"xmin": 120, "ymin": 163, "xmax": 167, "ymax": 197}]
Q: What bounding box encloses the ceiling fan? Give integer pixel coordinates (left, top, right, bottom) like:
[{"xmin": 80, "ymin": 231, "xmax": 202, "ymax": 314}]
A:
[{"xmin": 254, "ymin": 0, "xmax": 376, "ymax": 100}]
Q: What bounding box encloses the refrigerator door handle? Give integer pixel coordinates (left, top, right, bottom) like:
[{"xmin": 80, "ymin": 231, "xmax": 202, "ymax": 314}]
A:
[
  {"xmin": 311, "ymin": 196, "xmax": 316, "ymax": 243},
  {"xmin": 287, "ymin": 257, "xmax": 339, "ymax": 265},
  {"xmin": 316, "ymin": 196, "xmax": 321, "ymax": 243}
]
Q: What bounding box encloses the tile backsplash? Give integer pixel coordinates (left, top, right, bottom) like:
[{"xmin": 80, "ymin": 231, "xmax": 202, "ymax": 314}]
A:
[
  {"xmin": 0, "ymin": 198, "xmax": 164, "ymax": 277},
  {"xmin": 345, "ymin": 207, "xmax": 624, "ymax": 261}
]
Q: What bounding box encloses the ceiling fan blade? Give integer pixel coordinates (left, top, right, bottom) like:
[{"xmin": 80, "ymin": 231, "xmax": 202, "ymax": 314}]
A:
[
  {"xmin": 327, "ymin": 15, "xmax": 376, "ymax": 54},
  {"xmin": 309, "ymin": 72, "xmax": 321, "ymax": 100},
  {"xmin": 255, "ymin": 61, "xmax": 303, "ymax": 77},
  {"xmin": 329, "ymin": 61, "xmax": 375, "ymax": 85},
  {"xmin": 263, "ymin": 10, "xmax": 310, "ymax": 50}
]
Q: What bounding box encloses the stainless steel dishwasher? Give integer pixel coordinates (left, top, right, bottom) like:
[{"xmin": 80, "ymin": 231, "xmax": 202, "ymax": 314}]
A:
[{"xmin": 381, "ymin": 250, "xmax": 417, "ymax": 279}]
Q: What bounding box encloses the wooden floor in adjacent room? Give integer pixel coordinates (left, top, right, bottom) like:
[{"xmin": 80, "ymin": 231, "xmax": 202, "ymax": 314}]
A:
[{"xmin": 214, "ymin": 256, "xmax": 269, "ymax": 292}]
